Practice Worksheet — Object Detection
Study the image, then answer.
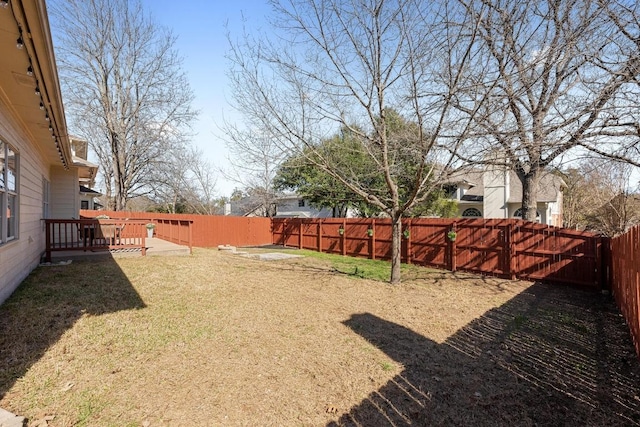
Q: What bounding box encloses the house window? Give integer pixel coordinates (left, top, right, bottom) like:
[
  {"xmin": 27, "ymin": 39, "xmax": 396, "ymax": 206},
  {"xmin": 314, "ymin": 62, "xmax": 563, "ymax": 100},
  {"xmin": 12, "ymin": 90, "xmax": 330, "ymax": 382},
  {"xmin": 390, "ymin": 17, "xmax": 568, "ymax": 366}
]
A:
[
  {"xmin": 0, "ymin": 140, "xmax": 19, "ymax": 243},
  {"xmin": 298, "ymin": 199, "xmax": 306, "ymax": 207},
  {"xmin": 443, "ymin": 185, "xmax": 457, "ymax": 199},
  {"xmin": 513, "ymin": 208, "xmax": 540, "ymax": 219},
  {"xmin": 462, "ymin": 208, "xmax": 482, "ymax": 217},
  {"xmin": 42, "ymin": 177, "xmax": 50, "ymax": 220},
  {"xmin": 81, "ymin": 200, "xmax": 89, "ymax": 210},
  {"xmin": 513, "ymin": 208, "xmax": 541, "ymax": 221}
]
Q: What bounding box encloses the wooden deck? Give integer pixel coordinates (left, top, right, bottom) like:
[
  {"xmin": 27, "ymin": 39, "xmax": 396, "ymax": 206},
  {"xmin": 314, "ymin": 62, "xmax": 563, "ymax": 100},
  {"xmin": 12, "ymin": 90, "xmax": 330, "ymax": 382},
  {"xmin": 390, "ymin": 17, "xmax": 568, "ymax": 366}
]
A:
[{"xmin": 48, "ymin": 238, "xmax": 190, "ymax": 262}]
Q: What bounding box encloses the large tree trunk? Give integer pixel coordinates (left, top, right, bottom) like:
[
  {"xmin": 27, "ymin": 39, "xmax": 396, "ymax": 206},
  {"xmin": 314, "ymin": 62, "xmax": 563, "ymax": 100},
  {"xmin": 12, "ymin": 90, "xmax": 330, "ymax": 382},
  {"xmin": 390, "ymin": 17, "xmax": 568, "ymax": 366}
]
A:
[
  {"xmin": 390, "ymin": 214, "xmax": 402, "ymax": 284},
  {"xmin": 115, "ymin": 192, "xmax": 127, "ymax": 211},
  {"xmin": 520, "ymin": 169, "xmax": 541, "ymax": 222}
]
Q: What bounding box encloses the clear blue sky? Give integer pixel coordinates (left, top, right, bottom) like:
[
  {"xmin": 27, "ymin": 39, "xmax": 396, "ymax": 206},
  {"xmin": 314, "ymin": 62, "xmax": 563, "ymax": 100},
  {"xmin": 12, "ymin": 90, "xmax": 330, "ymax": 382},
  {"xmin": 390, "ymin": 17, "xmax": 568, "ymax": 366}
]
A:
[
  {"xmin": 142, "ymin": 1, "xmax": 272, "ymax": 197},
  {"xmin": 46, "ymin": 0, "xmax": 272, "ymax": 197}
]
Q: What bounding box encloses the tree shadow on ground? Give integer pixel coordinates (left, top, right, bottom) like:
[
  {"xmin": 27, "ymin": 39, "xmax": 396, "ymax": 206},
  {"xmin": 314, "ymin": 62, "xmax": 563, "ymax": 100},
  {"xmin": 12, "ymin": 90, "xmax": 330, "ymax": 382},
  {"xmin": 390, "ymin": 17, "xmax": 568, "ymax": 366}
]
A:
[
  {"xmin": 0, "ymin": 257, "xmax": 145, "ymax": 399},
  {"xmin": 331, "ymin": 283, "xmax": 640, "ymax": 426}
]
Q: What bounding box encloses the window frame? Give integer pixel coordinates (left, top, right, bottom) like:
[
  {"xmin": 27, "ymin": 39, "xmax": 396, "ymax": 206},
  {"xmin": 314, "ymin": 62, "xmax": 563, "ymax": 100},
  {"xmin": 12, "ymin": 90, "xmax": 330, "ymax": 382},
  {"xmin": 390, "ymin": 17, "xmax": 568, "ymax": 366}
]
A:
[
  {"xmin": 0, "ymin": 140, "xmax": 19, "ymax": 244},
  {"xmin": 42, "ymin": 177, "xmax": 50, "ymax": 220},
  {"xmin": 462, "ymin": 207, "xmax": 482, "ymax": 217},
  {"xmin": 513, "ymin": 207, "xmax": 541, "ymax": 220}
]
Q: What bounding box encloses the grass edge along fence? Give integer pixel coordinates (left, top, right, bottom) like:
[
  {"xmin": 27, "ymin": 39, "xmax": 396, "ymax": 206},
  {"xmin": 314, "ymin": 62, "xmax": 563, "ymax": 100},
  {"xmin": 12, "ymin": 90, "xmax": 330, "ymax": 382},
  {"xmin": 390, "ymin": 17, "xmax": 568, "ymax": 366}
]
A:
[
  {"xmin": 272, "ymin": 218, "xmax": 605, "ymax": 290},
  {"xmin": 609, "ymin": 225, "xmax": 640, "ymax": 362}
]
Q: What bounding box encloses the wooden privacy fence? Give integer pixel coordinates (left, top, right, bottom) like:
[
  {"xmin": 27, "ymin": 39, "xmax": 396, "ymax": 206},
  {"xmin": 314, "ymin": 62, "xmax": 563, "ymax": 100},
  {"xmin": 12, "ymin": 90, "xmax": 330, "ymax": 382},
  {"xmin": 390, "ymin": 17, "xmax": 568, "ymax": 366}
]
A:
[
  {"xmin": 81, "ymin": 210, "xmax": 272, "ymax": 248},
  {"xmin": 151, "ymin": 218, "xmax": 193, "ymax": 253},
  {"xmin": 609, "ymin": 225, "xmax": 640, "ymax": 360},
  {"xmin": 272, "ymin": 218, "xmax": 605, "ymax": 289}
]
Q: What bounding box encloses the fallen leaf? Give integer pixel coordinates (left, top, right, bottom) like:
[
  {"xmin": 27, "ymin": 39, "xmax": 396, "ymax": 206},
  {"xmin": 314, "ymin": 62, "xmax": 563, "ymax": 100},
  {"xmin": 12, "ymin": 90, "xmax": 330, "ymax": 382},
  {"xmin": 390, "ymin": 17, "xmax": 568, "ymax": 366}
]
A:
[{"xmin": 61, "ymin": 382, "xmax": 74, "ymax": 392}]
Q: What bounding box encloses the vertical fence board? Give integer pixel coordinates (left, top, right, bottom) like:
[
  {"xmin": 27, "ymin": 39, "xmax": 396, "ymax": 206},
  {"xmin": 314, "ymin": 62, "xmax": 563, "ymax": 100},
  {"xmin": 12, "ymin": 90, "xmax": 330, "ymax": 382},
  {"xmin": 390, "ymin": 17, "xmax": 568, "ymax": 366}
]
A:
[{"xmin": 610, "ymin": 225, "xmax": 640, "ymax": 360}]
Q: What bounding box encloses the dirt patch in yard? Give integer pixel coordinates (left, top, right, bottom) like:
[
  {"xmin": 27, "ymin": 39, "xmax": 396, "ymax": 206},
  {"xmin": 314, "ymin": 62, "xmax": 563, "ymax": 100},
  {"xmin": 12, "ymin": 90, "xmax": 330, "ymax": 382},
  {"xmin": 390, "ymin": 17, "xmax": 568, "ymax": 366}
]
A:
[{"xmin": 0, "ymin": 248, "xmax": 639, "ymax": 426}]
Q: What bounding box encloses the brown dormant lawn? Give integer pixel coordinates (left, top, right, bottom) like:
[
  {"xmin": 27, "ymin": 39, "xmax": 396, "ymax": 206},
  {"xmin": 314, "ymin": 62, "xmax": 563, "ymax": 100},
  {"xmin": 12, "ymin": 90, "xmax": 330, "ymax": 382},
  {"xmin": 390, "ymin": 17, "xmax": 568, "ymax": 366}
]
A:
[{"xmin": 1, "ymin": 248, "xmax": 639, "ymax": 426}]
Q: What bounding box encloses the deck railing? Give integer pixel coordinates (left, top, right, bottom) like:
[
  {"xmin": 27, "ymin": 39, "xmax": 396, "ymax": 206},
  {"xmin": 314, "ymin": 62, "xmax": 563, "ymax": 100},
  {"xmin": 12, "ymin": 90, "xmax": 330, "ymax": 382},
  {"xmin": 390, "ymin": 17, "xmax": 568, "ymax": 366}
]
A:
[{"xmin": 45, "ymin": 219, "xmax": 148, "ymax": 262}]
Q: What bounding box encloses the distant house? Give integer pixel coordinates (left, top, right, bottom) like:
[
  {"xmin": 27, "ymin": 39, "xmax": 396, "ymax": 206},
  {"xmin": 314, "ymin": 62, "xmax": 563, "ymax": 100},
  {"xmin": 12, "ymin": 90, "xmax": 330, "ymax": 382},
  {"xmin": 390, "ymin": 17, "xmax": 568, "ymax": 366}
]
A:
[
  {"xmin": 70, "ymin": 137, "xmax": 101, "ymax": 210},
  {"xmin": 227, "ymin": 193, "xmax": 351, "ymax": 218},
  {"xmin": 0, "ymin": 1, "xmax": 91, "ymax": 303},
  {"xmin": 226, "ymin": 196, "xmax": 272, "ymax": 217},
  {"xmin": 272, "ymin": 193, "xmax": 337, "ymax": 218},
  {"xmin": 445, "ymin": 167, "xmax": 564, "ymax": 226},
  {"xmin": 79, "ymin": 185, "xmax": 102, "ymax": 210}
]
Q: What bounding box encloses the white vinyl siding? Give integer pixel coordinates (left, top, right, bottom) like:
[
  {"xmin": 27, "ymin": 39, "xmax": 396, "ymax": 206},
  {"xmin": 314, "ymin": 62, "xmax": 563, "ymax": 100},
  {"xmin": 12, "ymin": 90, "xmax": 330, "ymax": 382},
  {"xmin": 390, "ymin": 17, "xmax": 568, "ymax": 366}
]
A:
[
  {"xmin": 49, "ymin": 165, "xmax": 79, "ymax": 219},
  {"xmin": 0, "ymin": 97, "xmax": 53, "ymax": 304}
]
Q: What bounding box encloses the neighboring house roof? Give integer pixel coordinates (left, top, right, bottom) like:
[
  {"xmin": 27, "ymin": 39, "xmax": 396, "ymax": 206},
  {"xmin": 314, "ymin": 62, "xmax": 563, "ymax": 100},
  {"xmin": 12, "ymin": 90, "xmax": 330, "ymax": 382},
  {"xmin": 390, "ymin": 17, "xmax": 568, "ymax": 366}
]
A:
[
  {"xmin": 446, "ymin": 169, "xmax": 564, "ymax": 203},
  {"xmin": 79, "ymin": 185, "xmax": 101, "ymax": 195},
  {"xmin": 70, "ymin": 137, "xmax": 98, "ymax": 187},
  {"xmin": 70, "ymin": 136, "xmax": 89, "ymax": 159},
  {"xmin": 73, "ymin": 155, "xmax": 99, "ymax": 187},
  {"xmin": 229, "ymin": 196, "xmax": 268, "ymax": 217}
]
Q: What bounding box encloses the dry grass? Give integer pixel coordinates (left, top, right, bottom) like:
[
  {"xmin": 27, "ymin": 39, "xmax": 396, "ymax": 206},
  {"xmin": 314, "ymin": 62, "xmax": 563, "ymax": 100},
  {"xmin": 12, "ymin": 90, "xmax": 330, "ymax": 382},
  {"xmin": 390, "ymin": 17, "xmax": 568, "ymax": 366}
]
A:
[{"xmin": 0, "ymin": 248, "xmax": 639, "ymax": 426}]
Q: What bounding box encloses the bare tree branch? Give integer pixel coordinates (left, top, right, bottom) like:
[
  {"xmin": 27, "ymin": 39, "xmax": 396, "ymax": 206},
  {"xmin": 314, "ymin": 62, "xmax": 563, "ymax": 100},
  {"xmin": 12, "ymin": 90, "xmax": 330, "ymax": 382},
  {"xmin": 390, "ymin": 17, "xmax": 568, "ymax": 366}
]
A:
[{"xmin": 51, "ymin": 0, "xmax": 198, "ymax": 210}]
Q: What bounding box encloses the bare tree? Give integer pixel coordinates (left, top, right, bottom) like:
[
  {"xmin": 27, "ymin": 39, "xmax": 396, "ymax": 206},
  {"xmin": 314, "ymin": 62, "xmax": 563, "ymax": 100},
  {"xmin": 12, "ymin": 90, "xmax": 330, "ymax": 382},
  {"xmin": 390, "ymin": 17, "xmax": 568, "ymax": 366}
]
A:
[
  {"xmin": 51, "ymin": 0, "xmax": 197, "ymax": 210},
  {"xmin": 181, "ymin": 147, "xmax": 221, "ymax": 215},
  {"xmin": 452, "ymin": 0, "xmax": 640, "ymax": 221},
  {"xmin": 146, "ymin": 146, "xmax": 191, "ymax": 213},
  {"xmin": 226, "ymin": 0, "xmax": 490, "ymax": 283},
  {"xmin": 148, "ymin": 146, "xmax": 220, "ymax": 214},
  {"xmin": 221, "ymin": 128, "xmax": 284, "ymax": 217},
  {"xmin": 562, "ymin": 160, "xmax": 640, "ymax": 236}
]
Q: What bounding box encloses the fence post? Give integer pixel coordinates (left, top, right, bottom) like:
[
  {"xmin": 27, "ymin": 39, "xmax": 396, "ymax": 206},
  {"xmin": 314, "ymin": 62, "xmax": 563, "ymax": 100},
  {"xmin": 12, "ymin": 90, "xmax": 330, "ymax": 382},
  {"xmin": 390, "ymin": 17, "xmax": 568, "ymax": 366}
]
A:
[
  {"xmin": 406, "ymin": 219, "xmax": 412, "ymax": 264},
  {"xmin": 271, "ymin": 219, "xmax": 275, "ymax": 245},
  {"xmin": 45, "ymin": 220, "xmax": 51, "ymax": 262},
  {"xmin": 370, "ymin": 219, "xmax": 376, "ymax": 260},
  {"xmin": 298, "ymin": 219, "xmax": 303, "ymax": 249},
  {"xmin": 341, "ymin": 219, "xmax": 347, "ymax": 256},
  {"xmin": 507, "ymin": 222, "xmax": 516, "ymax": 280},
  {"xmin": 450, "ymin": 221, "xmax": 457, "ymax": 272},
  {"xmin": 599, "ymin": 236, "xmax": 610, "ymax": 290},
  {"xmin": 317, "ymin": 220, "xmax": 322, "ymax": 253}
]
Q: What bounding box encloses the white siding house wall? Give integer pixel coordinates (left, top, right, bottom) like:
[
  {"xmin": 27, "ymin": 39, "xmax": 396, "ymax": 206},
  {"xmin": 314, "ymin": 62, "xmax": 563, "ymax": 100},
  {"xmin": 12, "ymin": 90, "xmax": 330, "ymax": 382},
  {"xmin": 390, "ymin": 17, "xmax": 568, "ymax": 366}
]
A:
[
  {"xmin": 276, "ymin": 197, "xmax": 335, "ymax": 218},
  {"xmin": 50, "ymin": 165, "xmax": 78, "ymax": 219},
  {"xmin": 79, "ymin": 193, "xmax": 94, "ymax": 210},
  {"xmin": 482, "ymin": 167, "xmax": 509, "ymax": 218},
  {"xmin": 0, "ymin": 96, "xmax": 50, "ymax": 304}
]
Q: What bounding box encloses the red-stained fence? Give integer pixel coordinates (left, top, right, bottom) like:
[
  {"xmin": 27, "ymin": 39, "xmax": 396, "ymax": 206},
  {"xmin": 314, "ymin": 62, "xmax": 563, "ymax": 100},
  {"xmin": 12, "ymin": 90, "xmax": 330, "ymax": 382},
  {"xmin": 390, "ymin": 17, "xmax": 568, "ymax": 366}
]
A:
[
  {"xmin": 81, "ymin": 210, "xmax": 272, "ymax": 248},
  {"xmin": 609, "ymin": 225, "xmax": 640, "ymax": 360},
  {"xmin": 272, "ymin": 218, "xmax": 604, "ymax": 289}
]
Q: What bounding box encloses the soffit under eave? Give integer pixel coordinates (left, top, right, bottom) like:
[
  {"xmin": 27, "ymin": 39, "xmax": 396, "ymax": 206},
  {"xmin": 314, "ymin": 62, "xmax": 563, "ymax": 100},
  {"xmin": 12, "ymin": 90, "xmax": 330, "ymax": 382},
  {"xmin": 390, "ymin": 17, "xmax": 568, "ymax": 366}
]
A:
[{"xmin": 7, "ymin": 0, "xmax": 72, "ymax": 167}]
